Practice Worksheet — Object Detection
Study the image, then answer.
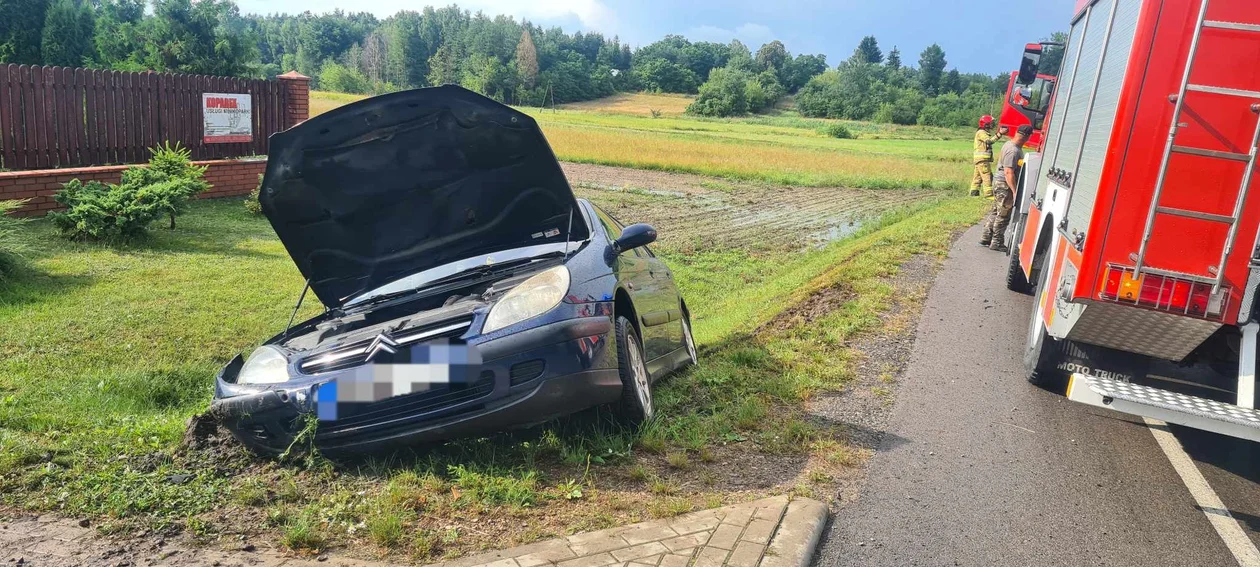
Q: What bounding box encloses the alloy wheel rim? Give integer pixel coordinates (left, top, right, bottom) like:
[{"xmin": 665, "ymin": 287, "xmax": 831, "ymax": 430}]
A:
[
  {"xmin": 627, "ymin": 336, "xmax": 653, "ymax": 417},
  {"xmin": 683, "ymin": 317, "xmax": 698, "ymax": 363}
]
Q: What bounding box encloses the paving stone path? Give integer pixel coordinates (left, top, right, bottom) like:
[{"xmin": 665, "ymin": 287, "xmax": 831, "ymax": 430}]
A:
[{"xmin": 1, "ymin": 497, "xmax": 827, "ymax": 567}]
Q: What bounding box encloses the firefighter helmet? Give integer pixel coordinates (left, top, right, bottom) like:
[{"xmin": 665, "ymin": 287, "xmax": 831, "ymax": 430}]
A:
[{"xmin": 979, "ymin": 115, "xmax": 996, "ymax": 130}]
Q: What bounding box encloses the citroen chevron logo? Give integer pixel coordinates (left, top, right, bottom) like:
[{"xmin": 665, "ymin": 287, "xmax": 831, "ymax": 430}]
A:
[{"xmin": 365, "ymin": 333, "xmax": 400, "ymax": 362}]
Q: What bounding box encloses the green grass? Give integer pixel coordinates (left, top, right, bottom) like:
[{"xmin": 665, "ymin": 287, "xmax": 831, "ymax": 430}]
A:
[{"xmin": 0, "ymin": 193, "xmax": 984, "ymax": 558}]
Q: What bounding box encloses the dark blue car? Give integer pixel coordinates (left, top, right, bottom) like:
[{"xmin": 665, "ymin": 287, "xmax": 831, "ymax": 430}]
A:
[{"xmin": 211, "ymin": 86, "xmax": 697, "ymax": 456}]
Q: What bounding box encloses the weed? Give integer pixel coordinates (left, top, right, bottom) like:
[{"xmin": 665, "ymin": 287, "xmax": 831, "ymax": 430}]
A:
[
  {"xmin": 627, "ymin": 463, "xmax": 651, "ymax": 482},
  {"xmin": 734, "ymin": 397, "xmax": 768, "ymax": 430},
  {"xmin": 665, "ymin": 452, "xmax": 690, "ymax": 470},
  {"xmin": 826, "ymin": 445, "xmax": 860, "ymax": 467},
  {"xmin": 281, "ymin": 511, "xmax": 325, "ymax": 552},
  {"xmin": 367, "ymin": 509, "xmax": 406, "ymax": 549},
  {"xmin": 266, "ymin": 506, "xmax": 292, "ymax": 527},
  {"xmin": 449, "ymin": 464, "xmax": 539, "ymax": 508},
  {"xmin": 649, "ymin": 477, "xmax": 679, "ymax": 496},
  {"xmin": 647, "ymin": 497, "xmax": 694, "ymax": 518},
  {"xmin": 232, "ymin": 478, "xmax": 270, "ymax": 507},
  {"xmin": 808, "ymin": 469, "xmax": 832, "ymax": 484},
  {"xmin": 555, "ymin": 479, "xmax": 585, "ymax": 500},
  {"xmin": 412, "ymin": 530, "xmax": 439, "ymax": 558}
]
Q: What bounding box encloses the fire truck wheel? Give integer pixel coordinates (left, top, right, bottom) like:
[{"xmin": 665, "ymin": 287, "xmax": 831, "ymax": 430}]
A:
[
  {"xmin": 1025, "ymin": 267, "xmax": 1067, "ymax": 390},
  {"xmin": 1006, "ymin": 245, "xmax": 1032, "ymax": 295}
]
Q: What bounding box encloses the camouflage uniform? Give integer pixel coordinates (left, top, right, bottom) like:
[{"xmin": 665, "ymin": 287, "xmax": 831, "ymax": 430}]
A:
[
  {"xmin": 971, "ymin": 128, "xmax": 1003, "ymax": 198},
  {"xmin": 980, "ymin": 139, "xmax": 1024, "ymax": 251}
]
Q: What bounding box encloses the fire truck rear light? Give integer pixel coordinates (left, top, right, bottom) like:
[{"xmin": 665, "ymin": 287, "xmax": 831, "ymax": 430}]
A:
[{"xmin": 1099, "ymin": 265, "xmax": 1228, "ymax": 320}]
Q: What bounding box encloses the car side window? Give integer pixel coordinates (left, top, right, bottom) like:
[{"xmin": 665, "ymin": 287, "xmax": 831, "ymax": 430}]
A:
[
  {"xmin": 592, "ymin": 206, "xmax": 621, "ymax": 240},
  {"xmin": 593, "ymin": 206, "xmax": 649, "ymax": 258}
]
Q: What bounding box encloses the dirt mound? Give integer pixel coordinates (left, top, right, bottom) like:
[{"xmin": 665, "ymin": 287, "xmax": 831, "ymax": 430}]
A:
[{"xmin": 758, "ymin": 283, "xmax": 856, "ymax": 334}]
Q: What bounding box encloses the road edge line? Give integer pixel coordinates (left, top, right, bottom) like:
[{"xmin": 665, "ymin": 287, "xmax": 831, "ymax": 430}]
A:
[
  {"xmin": 760, "ymin": 498, "xmax": 829, "ymax": 567},
  {"xmin": 1145, "ymin": 417, "xmax": 1260, "ymax": 567}
]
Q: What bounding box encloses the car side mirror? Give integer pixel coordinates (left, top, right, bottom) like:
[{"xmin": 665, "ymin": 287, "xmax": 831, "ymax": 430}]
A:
[{"xmin": 614, "ymin": 223, "xmax": 657, "ymax": 254}]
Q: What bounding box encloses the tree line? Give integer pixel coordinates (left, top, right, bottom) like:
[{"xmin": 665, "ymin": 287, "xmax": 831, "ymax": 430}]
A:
[{"xmin": 0, "ymin": 0, "xmax": 1043, "ymax": 128}]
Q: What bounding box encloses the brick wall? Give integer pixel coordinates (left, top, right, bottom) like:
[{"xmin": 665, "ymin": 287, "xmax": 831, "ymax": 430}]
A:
[
  {"xmin": 277, "ymin": 71, "xmax": 311, "ymax": 129},
  {"xmin": 0, "ymin": 158, "xmax": 267, "ymax": 217}
]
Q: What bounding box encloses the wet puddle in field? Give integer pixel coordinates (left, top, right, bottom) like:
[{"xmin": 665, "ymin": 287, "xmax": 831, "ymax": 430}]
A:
[{"xmin": 567, "ymin": 163, "xmax": 943, "ymax": 253}]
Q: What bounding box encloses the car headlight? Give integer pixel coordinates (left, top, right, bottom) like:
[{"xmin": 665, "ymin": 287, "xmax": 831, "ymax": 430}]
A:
[
  {"xmin": 483, "ymin": 265, "xmax": 571, "ymax": 333},
  {"xmin": 237, "ymin": 345, "xmax": 291, "ymax": 385}
]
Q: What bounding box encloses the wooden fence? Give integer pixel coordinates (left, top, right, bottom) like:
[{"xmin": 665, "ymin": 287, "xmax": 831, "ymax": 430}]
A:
[{"xmin": 0, "ymin": 65, "xmax": 289, "ymax": 170}]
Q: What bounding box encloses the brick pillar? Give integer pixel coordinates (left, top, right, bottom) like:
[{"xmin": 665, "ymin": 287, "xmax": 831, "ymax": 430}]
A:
[{"xmin": 276, "ymin": 71, "xmax": 311, "ymax": 130}]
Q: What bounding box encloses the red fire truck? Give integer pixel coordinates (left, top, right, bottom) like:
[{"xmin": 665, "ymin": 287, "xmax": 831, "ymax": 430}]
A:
[
  {"xmin": 1005, "ymin": 0, "xmax": 1260, "ymax": 441},
  {"xmin": 999, "ymin": 43, "xmax": 1061, "ymax": 151}
]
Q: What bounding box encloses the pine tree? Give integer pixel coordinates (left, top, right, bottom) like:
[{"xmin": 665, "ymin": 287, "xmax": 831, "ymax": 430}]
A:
[
  {"xmin": 41, "ymin": 0, "xmax": 96, "ymax": 66},
  {"xmin": 516, "ymin": 28, "xmax": 538, "ymax": 89},
  {"xmin": 918, "ymin": 44, "xmax": 947, "ymax": 96},
  {"xmin": 885, "ymin": 46, "xmax": 902, "ymax": 71},
  {"xmin": 0, "ymin": 0, "xmax": 51, "ymax": 64},
  {"xmin": 855, "ymin": 36, "xmax": 882, "ymax": 65}
]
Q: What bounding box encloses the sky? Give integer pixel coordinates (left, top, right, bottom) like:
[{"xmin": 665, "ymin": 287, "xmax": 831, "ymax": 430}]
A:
[{"xmin": 235, "ymin": 0, "xmax": 1078, "ymax": 75}]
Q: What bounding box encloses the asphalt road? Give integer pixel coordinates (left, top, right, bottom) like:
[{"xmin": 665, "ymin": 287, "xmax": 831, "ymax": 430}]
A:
[{"xmin": 816, "ymin": 224, "xmax": 1260, "ymax": 567}]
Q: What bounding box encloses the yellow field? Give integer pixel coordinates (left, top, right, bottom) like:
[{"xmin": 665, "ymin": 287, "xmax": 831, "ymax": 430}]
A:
[
  {"xmin": 309, "ymin": 90, "xmax": 368, "ymax": 116},
  {"xmin": 541, "ymin": 123, "xmax": 964, "ymax": 189},
  {"xmin": 557, "ymin": 92, "xmax": 695, "ymax": 116},
  {"xmin": 305, "ymin": 89, "xmax": 970, "ymax": 189}
]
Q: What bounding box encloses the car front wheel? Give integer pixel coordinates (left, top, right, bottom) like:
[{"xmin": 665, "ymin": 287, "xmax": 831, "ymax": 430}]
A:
[{"xmin": 614, "ymin": 316, "xmax": 654, "ymax": 424}]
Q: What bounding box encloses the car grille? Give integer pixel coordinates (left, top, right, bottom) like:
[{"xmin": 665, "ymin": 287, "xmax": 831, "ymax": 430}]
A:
[
  {"xmin": 319, "ymin": 370, "xmax": 496, "ymax": 434},
  {"xmin": 299, "ymin": 319, "xmax": 473, "ymax": 374},
  {"xmin": 510, "ymin": 359, "xmax": 545, "ymax": 385}
]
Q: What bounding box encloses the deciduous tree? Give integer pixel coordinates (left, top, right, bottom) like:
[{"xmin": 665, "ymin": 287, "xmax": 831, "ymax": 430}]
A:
[{"xmin": 516, "ymin": 28, "xmax": 539, "ymax": 88}]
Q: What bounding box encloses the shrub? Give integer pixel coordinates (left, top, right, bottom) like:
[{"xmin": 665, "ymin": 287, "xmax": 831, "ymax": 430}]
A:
[
  {"xmin": 821, "ymin": 123, "xmax": 854, "ymax": 139},
  {"xmin": 687, "ymin": 67, "xmax": 751, "ymax": 117},
  {"xmin": 245, "ymin": 174, "xmax": 263, "ymax": 215},
  {"xmin": 49, "ymin": 143, "xmax": 209, "ymax": 240},
  {"xmin": 0, "ymin": 199, "xmax": 30, "ymax": 277}
]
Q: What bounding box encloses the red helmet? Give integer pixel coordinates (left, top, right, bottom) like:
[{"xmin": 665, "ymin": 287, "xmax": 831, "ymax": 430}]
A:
[{"xmin": 979, "ymin": 115, "xmax": 996, "ymax": 130}]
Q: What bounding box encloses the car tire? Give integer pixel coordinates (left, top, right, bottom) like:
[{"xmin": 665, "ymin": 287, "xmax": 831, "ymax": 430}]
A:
[
  {"xmin": 681, "ymin": 310, "xmax": 698, "ymax": 368},
  {"xmin": 1006, "ymin": 245, "xmax": 1032, "ymax": 295},
  {"xmin": 614, "ymin": 315, "xmax": 654, "ymax": 425}
]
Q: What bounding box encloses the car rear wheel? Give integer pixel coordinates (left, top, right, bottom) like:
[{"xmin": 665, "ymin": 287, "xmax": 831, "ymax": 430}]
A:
[
  {"xmin": 614, "ymin": 316, "xmax": 654, "ymax": 425},
  {"xmin": 681, "ymin": 311, "xmax": 698, "ymax": 367}
]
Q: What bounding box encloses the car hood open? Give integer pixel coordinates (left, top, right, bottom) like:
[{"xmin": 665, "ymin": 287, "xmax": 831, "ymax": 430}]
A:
[{"xmin": 259, "ymin": 85, "xmax": 589, "ymax": 308}]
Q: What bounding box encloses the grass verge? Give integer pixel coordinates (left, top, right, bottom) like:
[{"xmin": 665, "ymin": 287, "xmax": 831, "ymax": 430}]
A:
[{"xmin": 0, "ymin": 193, "xmax": 984, "ymax": 561}]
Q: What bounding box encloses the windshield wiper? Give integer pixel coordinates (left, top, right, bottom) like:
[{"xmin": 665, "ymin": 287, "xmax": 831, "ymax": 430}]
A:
[{"xmin": 350, "ymin": 252, "xmax": 564, "ymax": 308}]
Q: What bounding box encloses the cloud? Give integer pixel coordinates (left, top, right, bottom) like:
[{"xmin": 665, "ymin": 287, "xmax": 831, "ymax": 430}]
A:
[{"xmin": 684, "ymin": 22, "xmax": 774, "ymax": 46}]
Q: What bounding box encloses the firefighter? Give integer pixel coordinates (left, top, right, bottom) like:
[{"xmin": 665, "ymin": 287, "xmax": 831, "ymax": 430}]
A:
[
  {"xmin": 980, "ymin": 124, "xmax": 1033, "ymax": 252},
  {"xmin": 971, "ymin": 116, "xmax": 1008, "ymax": 198}
]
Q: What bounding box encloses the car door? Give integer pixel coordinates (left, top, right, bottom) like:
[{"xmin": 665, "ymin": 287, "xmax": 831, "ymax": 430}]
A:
[
  {"xmin": 592, "ymin": 206, "xmax": 673, "ymax": 366},
  {"xmin": 637, "ymin": 242, "xmax": 685, "ymax": 368}
]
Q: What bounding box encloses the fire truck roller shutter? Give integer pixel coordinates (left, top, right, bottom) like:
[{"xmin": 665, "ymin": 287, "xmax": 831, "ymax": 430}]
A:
[
  {"xmin": 1030, "ymin": 12, "xmax": 1084, "ymax": 211},
  {"xmin": 1048, "ymin": 0, "xmax": 1113, "ymax": 197},
  {"xmin": 1064, "ymin": 0, "xmax": 1143, "ymax": 238}
]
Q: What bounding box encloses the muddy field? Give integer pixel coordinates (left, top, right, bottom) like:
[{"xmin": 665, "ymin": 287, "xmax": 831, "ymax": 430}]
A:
[{"xmin": 563, "ymin": 163, "xmax": 943, "ymax": 252}]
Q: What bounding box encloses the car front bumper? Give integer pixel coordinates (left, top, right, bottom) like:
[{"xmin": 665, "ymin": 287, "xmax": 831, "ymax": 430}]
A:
[{"xmin": 210, "ymin": 316, "xmax": 621, "ymax": 455}]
